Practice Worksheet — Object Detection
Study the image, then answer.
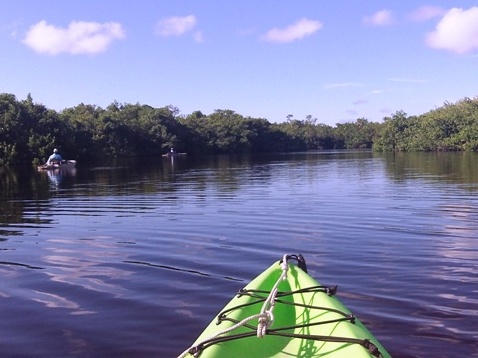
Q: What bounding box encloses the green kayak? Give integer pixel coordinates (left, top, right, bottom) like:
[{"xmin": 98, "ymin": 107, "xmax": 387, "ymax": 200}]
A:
[{"xmin": 179, "ymin": 254, "xmax": 391, "ymax": 358}]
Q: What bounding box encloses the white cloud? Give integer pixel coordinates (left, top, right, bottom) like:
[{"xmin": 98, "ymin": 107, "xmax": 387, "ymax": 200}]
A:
[
  {"xmin": 261, "ymin": 18, "xmax": 322, "ymax": 43},
  {"xmin": 426, "ymin": 7, "xmax": 478, "ymax": 54},
  {"xmin": 363, "ymin": 10, "xmax": 394, "ymax": 26},
  {"xmin": 155, "ymin": 15, "xmax": 197, "ymax": 37},
  {"xmin": 23, "ymin": 20, "xmax": 124, "ymax": 55},
  {"xmin": 323, "ymin": 82, "xmax": 361, "ymax": 89},
  {"xmin": 409, "ymin": 6, "xmax": 446, "ymax": 21},
  {"xmin": 388, "ymin": 78, "xmax": 427, "ymax": 83}
]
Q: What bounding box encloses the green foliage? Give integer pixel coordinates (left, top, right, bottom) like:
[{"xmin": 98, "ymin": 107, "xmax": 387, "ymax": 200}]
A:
[
  {"xmin": 2, "ymin": 93, "xmax": 478, "ymax": 165},
  {"xmin": 335, "ymin": 118, "xmax": 378, "ymax": 149},
  {"xmin": 0, "ymin": 93, "xmax": 66, "ymax": 164},
  {"xmin": 373, "ymin": 98, "xmax": 478, "ymax": 152},
  {"xmin": 274, "ymin": 115, "xmax": 336, "ymax": 151},
  {"xmin": 373, "ymin": 111, "xmax": 415, "ymax": 151}
]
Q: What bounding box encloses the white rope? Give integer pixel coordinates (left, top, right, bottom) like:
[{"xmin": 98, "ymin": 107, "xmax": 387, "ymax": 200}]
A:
[
  {"xmin": 177, "ymin": 313, "xmax": 266, "ymax": 358},
  {"xmin": 177, "ymin": 255, "xmax": 291, "ymax": 357},
  {"xmin": 256, "ymin": 254, "xmax": 289, "ymax": 338}
]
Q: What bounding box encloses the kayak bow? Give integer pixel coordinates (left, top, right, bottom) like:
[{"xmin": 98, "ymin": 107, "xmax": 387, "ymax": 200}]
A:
[{"xmin": 179, "ymin": 254, "xmax": 391, "ymax": 358}]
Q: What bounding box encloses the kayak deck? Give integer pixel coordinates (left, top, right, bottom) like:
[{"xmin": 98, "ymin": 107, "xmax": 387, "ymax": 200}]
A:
[{"xmin": 180, "ymin": 254, "xmax": 391, "ymax": 358}]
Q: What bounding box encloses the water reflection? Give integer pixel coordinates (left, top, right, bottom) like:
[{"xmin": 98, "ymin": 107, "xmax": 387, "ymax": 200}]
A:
[
  {"xmin": 43, "ymin": 237, "xmax": 133, "ymax": 295},
  {"xmin": 44, "ymin": 168, "xmax": 77, "ymax": 189},
  {"xmin": 31, "ymin": 290, "xmax": 86, "ymax": 311},
  {"xmin": 2, "ymin": 152, "xmax": 478, "ymax": 203},
  {"xmin": 377, "ymin": 151, "xmax": 478, "ymax": 187}
]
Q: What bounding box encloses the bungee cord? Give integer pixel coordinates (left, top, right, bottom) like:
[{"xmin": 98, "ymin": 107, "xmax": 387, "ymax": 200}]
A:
[{"xmin": 177, "ymin": 254, "xmax": 383, "ymax": 358}]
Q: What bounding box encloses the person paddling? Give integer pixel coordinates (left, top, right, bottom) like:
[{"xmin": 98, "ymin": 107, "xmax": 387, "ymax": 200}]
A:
[{"xmin": 47, "ymin": 148, "xmax": 63, "ymax": 165}]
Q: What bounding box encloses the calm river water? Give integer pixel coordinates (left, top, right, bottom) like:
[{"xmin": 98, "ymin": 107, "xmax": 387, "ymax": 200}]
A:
[{"xmin": 1, "ymin": 151, "xmax": 477, "ymax": 357}]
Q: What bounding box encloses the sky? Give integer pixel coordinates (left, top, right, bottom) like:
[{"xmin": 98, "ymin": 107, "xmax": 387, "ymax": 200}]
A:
[{"xmin": 1, "ymin": 1, "xmax": 478, "ymax": 126}]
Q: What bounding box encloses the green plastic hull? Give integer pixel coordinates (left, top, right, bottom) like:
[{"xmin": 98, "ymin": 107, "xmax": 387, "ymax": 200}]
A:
[{"xmin": 184, "ymin": 259, "xmax": 391, "ymax": 358}]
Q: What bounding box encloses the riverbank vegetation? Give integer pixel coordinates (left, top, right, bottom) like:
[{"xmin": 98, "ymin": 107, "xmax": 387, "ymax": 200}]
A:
[{"xmin": 1, "ymin": 93, "xmax": 478, "ymax": 165}]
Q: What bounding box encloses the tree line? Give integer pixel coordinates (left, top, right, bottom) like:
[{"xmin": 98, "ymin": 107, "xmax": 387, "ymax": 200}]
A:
[{"xmin": 1, "ymin": 93, "xmax": 478, "ymax": 165}]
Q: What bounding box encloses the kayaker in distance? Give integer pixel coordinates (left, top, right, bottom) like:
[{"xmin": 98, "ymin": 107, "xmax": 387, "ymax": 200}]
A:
[{"xmin": 47, "ymin": 148, "xmax": 63, "ymax": 164}]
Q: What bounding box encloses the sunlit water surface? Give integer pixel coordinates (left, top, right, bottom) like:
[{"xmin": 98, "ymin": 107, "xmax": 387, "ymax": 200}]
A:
[{"xmin": 1, "ymin": 151, "xmax": 477, "ymax": 357}]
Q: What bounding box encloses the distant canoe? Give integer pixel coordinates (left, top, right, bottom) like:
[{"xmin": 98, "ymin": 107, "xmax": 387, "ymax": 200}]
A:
[
  {"xmin": 162, "ymin": 152, "xmax": 187, "ymax": 157},
  {"xmin": 38, "ymin": 160, "xmax": 77, "ymax": 171}
]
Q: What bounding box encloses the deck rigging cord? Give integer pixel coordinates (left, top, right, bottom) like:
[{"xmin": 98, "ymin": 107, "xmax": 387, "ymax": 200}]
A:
[{"xmin": 177, "ymin": 254, "xmax": 383, "ymax": 358}]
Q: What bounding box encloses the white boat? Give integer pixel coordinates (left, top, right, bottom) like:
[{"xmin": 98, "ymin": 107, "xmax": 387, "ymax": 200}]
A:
[
  {"xmin": 162, "ymin": 152, "xmax": 187, "ymax": 157},
  {"xmin": 38, "ymin": 160, "xmax": 77, "ymax": 171}
]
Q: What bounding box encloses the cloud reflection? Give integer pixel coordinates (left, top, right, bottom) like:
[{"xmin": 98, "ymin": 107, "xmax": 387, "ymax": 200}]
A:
[
  {"xmin": 37, "ymin": 236, "xmax": 135, "ymax": 315},
  {"xmin": 32, "ymin": 290, "xmax": 81, "ymax": 310}
]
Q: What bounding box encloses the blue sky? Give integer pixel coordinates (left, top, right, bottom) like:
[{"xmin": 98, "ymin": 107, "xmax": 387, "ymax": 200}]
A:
[{"xmin": 1, "ymin": 1, "xmax": 478, "ymax": 126}]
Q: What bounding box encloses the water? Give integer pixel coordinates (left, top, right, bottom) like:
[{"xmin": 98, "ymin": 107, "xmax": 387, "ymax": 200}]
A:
[{"xmin": 1, "ymin": 151, "xmax": 477, "ymax": 357}]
